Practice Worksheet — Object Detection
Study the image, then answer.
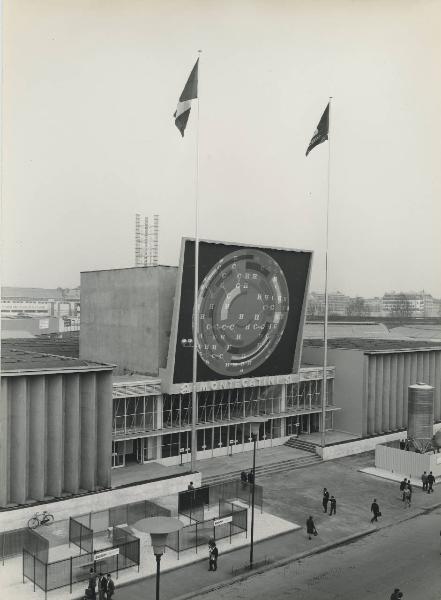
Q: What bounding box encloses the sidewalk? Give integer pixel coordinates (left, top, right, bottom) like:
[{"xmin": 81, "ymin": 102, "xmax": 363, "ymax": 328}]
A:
[{"xmin": 110, "ymin": 451, "xmax": 441, "ymax": 600}]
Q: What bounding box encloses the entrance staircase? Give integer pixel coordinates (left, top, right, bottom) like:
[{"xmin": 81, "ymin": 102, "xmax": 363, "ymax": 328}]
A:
[
  {"xmin": 202, "ymin": 453, "xmax": 322, "ymax": 487},
  {"xmin": 284, "ymin": 436, "xmax": 319, "ymax": 454}
]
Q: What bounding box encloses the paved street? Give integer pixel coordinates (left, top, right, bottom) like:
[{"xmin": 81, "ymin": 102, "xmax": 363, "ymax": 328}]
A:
[
  {"xmin": 116, "ymin": 452, "xmax": 441, "ymax": 600},
  {"xmin": 197, "ymin": 508, "xmax": 441, "ymax": 600}
]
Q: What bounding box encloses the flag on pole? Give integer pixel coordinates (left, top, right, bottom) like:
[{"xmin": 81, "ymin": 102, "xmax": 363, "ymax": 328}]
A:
[
  {"xmin": 174, "ymin": 59, "xmax": 199, "ymax": 137},
  {"xmin": 306, "ymin": 103, "xmax": 329, "ymax": 156}
]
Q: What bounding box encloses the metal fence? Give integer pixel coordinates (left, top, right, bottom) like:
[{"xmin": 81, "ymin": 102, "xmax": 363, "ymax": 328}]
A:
[
  {"xmin": 166, "ymin": 506, "xmax": 248, "ymax": 558},
  {"xmin": 69, "ymin": 517, "xmax": 94, "ymax": 555},
  {"xmin": 75, "ymin": 499, "xmax": 171, "ymax": 533},
  {"xmin": 178, "ymin": 480, "xmax": 263, "ymax": 518},
  {"xmin": 1, "ymin": 527, "xmax": 49, "ymax": 565},
  {"xmin": 23, "ymin": 530, "xmax": 140, "ymax": 597}
]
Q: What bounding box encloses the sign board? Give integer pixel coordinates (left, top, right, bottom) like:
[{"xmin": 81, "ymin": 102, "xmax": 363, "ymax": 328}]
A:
[
  {"xmin": 214, "ymin": 515, "xmax": 233, "ymax": 527},
  {"xmin": 94, "ymin": 548, "xmax": 119, "ymax": 561}
]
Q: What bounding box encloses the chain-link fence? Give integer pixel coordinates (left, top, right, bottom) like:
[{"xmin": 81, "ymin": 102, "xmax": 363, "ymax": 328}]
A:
[
  {"xmin": 23, "ymin": 530, "xmax": 140, "ymax": 596},
  {"xmin": 166, "ymin": 506, "xmax": 247, "ymax": 558}
]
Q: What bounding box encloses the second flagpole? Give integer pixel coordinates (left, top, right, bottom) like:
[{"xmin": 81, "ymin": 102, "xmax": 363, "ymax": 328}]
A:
[
  {"xmin": 321, "ymin": 96, "xmax": 332, "ymax": 448},
  {"xmin": 190, "ymin": 50, "xmax": 202, "ymax": 474}
]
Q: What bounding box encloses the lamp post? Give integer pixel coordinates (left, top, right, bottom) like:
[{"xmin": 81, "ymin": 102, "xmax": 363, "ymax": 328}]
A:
[
  {"xmin": 247, "ymin": 416, "xmax": 267, "ymax": 569},
  {"xmin": 134, "ymin": 516, "xmax": 184, "ymax": 600}
]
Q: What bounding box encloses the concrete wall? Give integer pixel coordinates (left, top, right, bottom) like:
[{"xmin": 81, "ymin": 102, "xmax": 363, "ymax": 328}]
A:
[
  {"xmin": 0, "ymin": 369, "xmax": 113, "ymax": 507},
  {"xmin": 317, "ymin": 422, "xmax": 441, "ymax": 461},
  {"xmin": 0, "ymin": 472, "xmax": 200, "ymax": 533},
  {"xmin": 375, "ymin": 444, "xmax": 441, "ymax": 479},
  {"xmin": 80, "ymin": 267, "xmax": 177, "ymax": 376},
  {"xmin": 302, "ymin": 347, "xmax": 365, "ymax": 436}
]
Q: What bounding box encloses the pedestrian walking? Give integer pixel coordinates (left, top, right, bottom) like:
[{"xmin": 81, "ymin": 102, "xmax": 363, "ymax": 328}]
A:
[
  {"xmin": 87, "ymin": 568, "xmax": 97, "ymax": 600},
  {"xmin": 370, "ymin": 499, "xmax": 381, "ymax": 523},
  {"xmin": 399, "ymin": 478, "xmax": 407, "ymax": 501},
  {"xmin": 427, "ymin": 471, "xmax": 435, "ymax": 493},
  {"xmin": 208, "ymin": 540, "xmax": 218, "ymax": 571},
  {"xmin": 329, "ymin": 496, "xmax": 336, "ymax": 515},
  {"xmin": 98, "ymin": 573, "xmax": 107, "ymax": 600},
  {"xmin": 106, "ymin": 574, "xmax": 115, "ymax": 599},
  {"xmin": 390, "ymin": 588, "xmax": 403, "ymax": 599},
  {"xmin": 403, "ymin": 487, "xmax": 411, "ymax": 508},
  {"xmin": 421, "ymin": 471, "xmax": 428, "ymax": 491},
  {"xmin": 322, "ymin": 488, "xmax": 330, "ymax": 513},
  {"xmin": 306, "ymin": 516, "xmax": 318, "ymax": 540},
  {"xmin": 406, "ymin": 481, "xmax": 412, "ymax": 501}
]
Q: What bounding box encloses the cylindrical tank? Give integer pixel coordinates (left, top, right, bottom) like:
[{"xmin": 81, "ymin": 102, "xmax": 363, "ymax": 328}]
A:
[{"xmin": 407, "ymin": 383, "xmax": 434, "ymax": 451}]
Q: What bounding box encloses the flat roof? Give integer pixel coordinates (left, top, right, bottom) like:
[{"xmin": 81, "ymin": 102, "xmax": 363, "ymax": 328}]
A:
[
  {"xmin": 1, "ymin": 346, "xmax": 113, "ymax": 375},
  {"xmin": 112, "ymin": 374, "xmax": 161, "ymax": 384},
  {"xmin": 1, "ymin": 336, "xmax": 80, "ymax": 358},
  {"xmin": 303, "ymin": 338, "xmax": 441, "ymax": 352}
]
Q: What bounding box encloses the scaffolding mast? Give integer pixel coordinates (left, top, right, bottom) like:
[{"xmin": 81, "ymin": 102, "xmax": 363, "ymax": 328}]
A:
[{"xmin": 134, "ymin": 213, "xmax": 159, "ymax": 266}]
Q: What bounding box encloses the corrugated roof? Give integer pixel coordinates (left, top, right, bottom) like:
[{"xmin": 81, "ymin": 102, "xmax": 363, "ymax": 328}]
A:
[
  {"xmin": 1, "ymin": 336, "xmax": 80, "ymax": 358},
  {"xmin": 1, "ymin": 346, "xmax": 112, "ymax": 373},
  {"xmin": 303, "ymin": 338, "xmax": 441, "ymax": 352}
]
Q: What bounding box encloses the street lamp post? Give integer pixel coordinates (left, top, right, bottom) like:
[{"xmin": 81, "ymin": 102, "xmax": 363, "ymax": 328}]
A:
[
  {"xmin": 247, "ymin": 416, "xmax": 267, "ymax": 570},
  {"xmin": 133, "ymin": 516, "xmax": 184, "ymax": 600}
]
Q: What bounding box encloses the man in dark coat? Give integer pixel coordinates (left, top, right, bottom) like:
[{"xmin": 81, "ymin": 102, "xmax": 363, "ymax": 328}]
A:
[
  {"xmin": 106, "ymin": 574, "xmax": 115, "ymax": 599},
  {"xmin": 421, "ymin": 471, "xmax": 428, "ymax": 491},
  {"xmin": 208, "ymin": 541, "xmax": 219, "ymax": 571},
  {"xmin": 370, "ymin": 499, "xmax": 380, "ymax": 523},
  {"xmin": 427, "ymin": 471, "xmax": 435, "ymax": 493},
  {"xmin": 390, "ymin": 588, "xmax": 403, "ymax": 599},
  {"xmin": 322, "ymin": 488, "xmax": 330, "ymax": 513},
  {"xmin": 329, "ymin": 496, "xmax": 337, "ymax": 515},
  {"xmin": 399, "ymin": 478, "xmax": 407, "ymax": 501},
  {"xmin": 306, "ymin": 516, "xmax": 317, "ymax": 540}
]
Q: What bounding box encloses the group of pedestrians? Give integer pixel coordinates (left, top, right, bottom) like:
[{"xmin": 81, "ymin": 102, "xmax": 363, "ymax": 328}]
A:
[
  {"xmin": 86, "ymin": 570, "xmax": 115, "ymax": 600},
  {"xmin": 322, "ymin": 488, "xmax": 337, "ymax": 515},
  {"xmin": 421, "ymin": 470, "xmax": 435, "ymax": 493}
]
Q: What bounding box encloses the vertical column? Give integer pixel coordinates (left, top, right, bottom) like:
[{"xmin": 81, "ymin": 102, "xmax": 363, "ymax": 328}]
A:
[
  {"xmin": 397, "ymin": 354, "xmax": 405, "ymax": 428},
  {"xmin": 47, "ymin": 375, "xmax": 63, "ymax": 497},
  {"xmin": 80, "ymin": 372, "xmax": 97, "ymax": 491},
  {"xmin": 96, "ymin": 372, "xmax": 112, "ymax": 488},
  {"xmin": 29, "ymin": 376, "xmax": 46, "ymax": 501},
  {"xmin": 280, "ymin": 384, "xmax": 286, "ymax": 437},
  {"xmin": 0, "ymin": 378, "xmax": 9, "ymax": 507},
  {"xmin": 10, "ymin": 377, "xmax": 28, "ymax": 504},
  {"xmin": 64, "ymin": 374, "xmax": 80, "ymax": 494},
  {"xmin": 156, "ymin": 394, "xmax": 163, "ymax": 430},
  {"xmin": 374, "ymin": 356, "xmax": 383, "ymax": 434},
  {"xmin": 390, "ymin": 355, "xmax": 398, "ymax": 431},
  {"xmin": 403, "ymin": 354, "xmax": 412, "ymax": 426},
  {"xmin": 433, "ymin": 352, "xmax": 441, "ymax": 421},
  {"xmin": 382, "ymin": 356, "xmax": 390, "ymax": 432},
  {"xmin": 367, "ymin": 356, "xmax": 376, "ymax": 435}
]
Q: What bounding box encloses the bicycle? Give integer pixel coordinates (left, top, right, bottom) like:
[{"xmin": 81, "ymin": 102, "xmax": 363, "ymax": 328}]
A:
[{"xmin": 27, "ymin": 510, "xmax": 54, "ymax": 529}]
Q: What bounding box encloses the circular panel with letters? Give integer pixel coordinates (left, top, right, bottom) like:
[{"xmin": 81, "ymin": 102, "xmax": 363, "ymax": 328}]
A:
[{"xmin": 195, "ymin": 248, "xmax": 290, "ymax": 376}]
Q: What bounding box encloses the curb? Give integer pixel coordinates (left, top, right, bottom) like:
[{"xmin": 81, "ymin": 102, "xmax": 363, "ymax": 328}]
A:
[
  {"xmin": 171, "ymin": 530, "xmax": 377, "ymax": 600},
  {"xmin": 171, "ymin": 500, "xmax": 441, "ymax": 600},
  {"xmin": 72, "ymin": 500, "xmax": 441, "ymax": 600}
]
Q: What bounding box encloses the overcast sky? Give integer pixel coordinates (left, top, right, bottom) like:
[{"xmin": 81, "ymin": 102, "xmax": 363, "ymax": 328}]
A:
[{"xmin": 2, "ymin": 0, "xmax": 440, "ymax": 297}]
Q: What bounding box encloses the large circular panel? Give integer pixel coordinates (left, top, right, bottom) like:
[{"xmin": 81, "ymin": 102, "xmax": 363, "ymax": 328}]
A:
[{"xmin": 195, "ymin": 248, "xmax": 289, "ymax": 376}]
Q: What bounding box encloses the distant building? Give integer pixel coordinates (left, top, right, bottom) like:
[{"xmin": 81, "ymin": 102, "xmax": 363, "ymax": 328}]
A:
[
  {"xmin": 363, "ymin": 297, "xmax": 383, "ymax": 317},
  {"xmin": 382, "ymin": 291, "xmax": 438, "ymax": 317},
  {"xmin": 307, "ymin": 291, "xmax": 350, "ymax": 317}
]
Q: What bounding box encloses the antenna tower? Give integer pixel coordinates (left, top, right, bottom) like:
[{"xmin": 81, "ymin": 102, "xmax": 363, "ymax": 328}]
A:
[{"xmin": 134, "ymin": 213, "xmax": 159, "ymax": 266}]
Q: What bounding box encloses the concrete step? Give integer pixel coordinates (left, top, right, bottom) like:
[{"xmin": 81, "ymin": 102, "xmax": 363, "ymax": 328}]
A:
[
  {"xmin": 284, "ymin": 437, "xmax": 318, "ymax": 454},
  {"xmin": 202, "ymin": 454, "xmax": 322, "ymax": 486}
]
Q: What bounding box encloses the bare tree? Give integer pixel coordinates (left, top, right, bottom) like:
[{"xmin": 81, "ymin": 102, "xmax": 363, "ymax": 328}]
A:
[{"xmin": 346, "ymin": 297, "xmax": 368, "ymax": 317}]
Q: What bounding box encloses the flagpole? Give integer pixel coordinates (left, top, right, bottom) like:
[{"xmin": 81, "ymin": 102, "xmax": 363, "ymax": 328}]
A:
[
  {"xmin": 191, "ymin": 50, "xmax": 202, "ymax": 474},
  {"xmin": 321, "ymin": 97, "xmax": 332, "ymax": 448}
]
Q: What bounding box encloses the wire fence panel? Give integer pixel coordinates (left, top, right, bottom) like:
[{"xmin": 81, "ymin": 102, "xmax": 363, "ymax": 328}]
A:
[
  {"xmin": 90, "ymin": 510, "xmax": 109, "ymax": 533},
  {"xmin": 1, "ymin": 528, "xmax": 27, "ymax": 562},
  {"xmin": 109, "ymin": 505, "xmax": 128, "ymax": 527},
  {"xmin": 24, "ymin": 528, "xmax": 49, "ymax": 563},
  {"xmin": 69, "ymin": 518, "xmax": 93, "ymax": 555}
]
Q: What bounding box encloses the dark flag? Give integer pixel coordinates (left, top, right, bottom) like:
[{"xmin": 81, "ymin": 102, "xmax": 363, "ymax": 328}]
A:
[
  {"xmin": 174, "ymin": 59, "xmax": 199, "ymax": 137},
  {"xmin": 306, "ymin": 103, "xmax": 329, "ymax": 156}
]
